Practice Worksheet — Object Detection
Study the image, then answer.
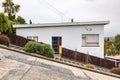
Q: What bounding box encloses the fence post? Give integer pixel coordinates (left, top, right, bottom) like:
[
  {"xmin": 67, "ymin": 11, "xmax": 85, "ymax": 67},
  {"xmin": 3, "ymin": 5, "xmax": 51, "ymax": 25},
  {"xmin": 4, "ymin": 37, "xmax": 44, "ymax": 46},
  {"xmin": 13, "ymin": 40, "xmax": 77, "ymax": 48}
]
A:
[
  {"xmin": 74, "ymin": 48, "xmax": 77, "ymax": 61},
  {"xmin": 85, "ymin": 51, "xmax": 92, "ymax": 64},
  {"xmin": 86, "ymin": 51, "xmax": 89, "ymax": 63}
]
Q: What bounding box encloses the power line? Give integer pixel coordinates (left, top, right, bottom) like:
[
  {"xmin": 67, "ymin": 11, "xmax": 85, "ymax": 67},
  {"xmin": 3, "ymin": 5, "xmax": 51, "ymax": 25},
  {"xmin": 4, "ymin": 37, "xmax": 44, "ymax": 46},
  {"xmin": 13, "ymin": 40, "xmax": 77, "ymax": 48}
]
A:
[
  {"xmin": 37, "ymin": 0, "xmax": 60, "ymax": 16},
  {"xmin": 42, "ymin": 0, "xmax": 63, "ymax": 16},
  {"xmin": 37, "ymin": 0, "xmax": 71, "ymax": 22}
]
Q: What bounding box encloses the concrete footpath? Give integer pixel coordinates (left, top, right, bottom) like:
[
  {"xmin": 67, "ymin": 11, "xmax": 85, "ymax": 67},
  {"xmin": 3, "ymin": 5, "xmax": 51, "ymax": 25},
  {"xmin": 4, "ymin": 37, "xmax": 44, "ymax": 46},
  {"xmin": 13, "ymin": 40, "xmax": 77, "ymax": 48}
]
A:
[{"xmin": 0, "ymin": 48, "xmax": 120, "ymax": 80}]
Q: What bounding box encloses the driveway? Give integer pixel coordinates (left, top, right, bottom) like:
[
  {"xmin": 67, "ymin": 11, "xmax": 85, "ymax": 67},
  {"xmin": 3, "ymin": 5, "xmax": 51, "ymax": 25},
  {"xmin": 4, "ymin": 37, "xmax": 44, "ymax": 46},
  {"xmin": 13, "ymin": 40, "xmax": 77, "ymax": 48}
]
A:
[{"xmin": 0, "ymin": 48, "xmax": 119, "ymax": 80}]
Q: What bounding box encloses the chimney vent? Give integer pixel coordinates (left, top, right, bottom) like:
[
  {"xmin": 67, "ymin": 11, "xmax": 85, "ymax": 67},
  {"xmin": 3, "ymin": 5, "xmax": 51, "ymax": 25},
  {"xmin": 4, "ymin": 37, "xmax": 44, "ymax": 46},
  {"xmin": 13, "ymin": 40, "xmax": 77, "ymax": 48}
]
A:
[{"xmin": 71, "ymin": 18, "xmax": 74, "ymax": 23}]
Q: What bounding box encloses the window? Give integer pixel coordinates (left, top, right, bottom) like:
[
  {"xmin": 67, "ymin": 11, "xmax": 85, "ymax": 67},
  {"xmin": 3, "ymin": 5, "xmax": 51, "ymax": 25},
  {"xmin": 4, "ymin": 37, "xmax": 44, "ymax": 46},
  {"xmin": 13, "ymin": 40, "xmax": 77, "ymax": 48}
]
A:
[
  {"xmin": 82, "ymin": 34, "xmax": 99, "ymax": 47},
  {"xmin": 27, "ymin": 36, "xmax": 38, "ymax": 42}
]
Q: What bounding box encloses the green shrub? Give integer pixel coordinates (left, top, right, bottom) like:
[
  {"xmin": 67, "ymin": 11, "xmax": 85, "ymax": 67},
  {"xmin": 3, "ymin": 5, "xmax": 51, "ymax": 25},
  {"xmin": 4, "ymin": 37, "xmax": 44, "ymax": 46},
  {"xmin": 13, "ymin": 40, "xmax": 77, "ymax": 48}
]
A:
[
  {"xmin": 0, "ymin": 34, "xmax": 10, "ymax": 46},
  {"xmin": 36, "ymin": 44, "xmax": 45, "ymax": 55},
  {"xmin": 23, "ymin": 41, "xmax": 39, "ymax": 53},
  {"xmin": 23, "ymin": 41, "xmax": 54, "ymax": 58},
  {"xmin": 43, "ymin": 44, "xmax": 54, "ymax": 58},
  {"xmin": 110, "ymin": 67, "xmax": 120, "ymax": 75}
]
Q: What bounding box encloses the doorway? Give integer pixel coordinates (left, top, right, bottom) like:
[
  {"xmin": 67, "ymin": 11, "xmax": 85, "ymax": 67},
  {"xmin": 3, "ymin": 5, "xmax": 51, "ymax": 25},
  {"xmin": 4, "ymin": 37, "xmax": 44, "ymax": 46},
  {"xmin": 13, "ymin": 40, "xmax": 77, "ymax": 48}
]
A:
[{"xmin": 52, "ymin": 36, "xmax": 62, "ymax": 54}]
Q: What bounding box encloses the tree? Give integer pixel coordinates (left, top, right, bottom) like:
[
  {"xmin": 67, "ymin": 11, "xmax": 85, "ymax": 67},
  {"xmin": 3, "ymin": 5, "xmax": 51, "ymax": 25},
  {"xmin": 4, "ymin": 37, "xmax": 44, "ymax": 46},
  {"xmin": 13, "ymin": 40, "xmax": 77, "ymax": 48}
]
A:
[
  {"xmin": 114, "ymin": 34, "xmax": 120, "ymax": 52},
  {"xmin": 0, "ymin": 13, "xmax": 12, "ymax": 33},
  {"xmin": 17, "ymin": 16, "xmax": 26, "ymax": 24},
  {"xmin": 2, "ymin": 0, "xmax": 20, "ymax": 20}
]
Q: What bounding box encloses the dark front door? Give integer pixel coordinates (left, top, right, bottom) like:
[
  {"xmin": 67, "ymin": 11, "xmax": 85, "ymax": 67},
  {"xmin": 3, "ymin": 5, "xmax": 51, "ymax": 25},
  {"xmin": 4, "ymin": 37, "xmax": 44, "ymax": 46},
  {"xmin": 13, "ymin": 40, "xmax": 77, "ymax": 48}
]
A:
[{"xmin": 52, "ymin": 36, "xmax": 62, "ymax": 54}]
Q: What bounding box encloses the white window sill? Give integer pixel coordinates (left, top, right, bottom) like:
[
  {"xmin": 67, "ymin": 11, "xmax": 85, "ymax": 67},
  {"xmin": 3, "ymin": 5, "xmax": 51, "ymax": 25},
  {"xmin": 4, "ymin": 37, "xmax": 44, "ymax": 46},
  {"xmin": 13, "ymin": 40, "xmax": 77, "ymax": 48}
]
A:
[{"xmin": 81, "ymin": 45, "xmax": 100, "ymax": 47}]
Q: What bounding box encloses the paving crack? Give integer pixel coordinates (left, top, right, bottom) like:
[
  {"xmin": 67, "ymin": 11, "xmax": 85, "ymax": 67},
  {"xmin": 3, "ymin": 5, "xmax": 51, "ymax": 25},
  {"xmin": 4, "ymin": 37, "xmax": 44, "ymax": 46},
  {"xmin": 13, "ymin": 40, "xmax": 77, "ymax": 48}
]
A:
[
  {"xmin": 19, "ymin": 58, "xmax": 37, "ymax": 80},
  {"xmin": 82, "ymin": 70, "xmax": 93, "ymax": 80}
]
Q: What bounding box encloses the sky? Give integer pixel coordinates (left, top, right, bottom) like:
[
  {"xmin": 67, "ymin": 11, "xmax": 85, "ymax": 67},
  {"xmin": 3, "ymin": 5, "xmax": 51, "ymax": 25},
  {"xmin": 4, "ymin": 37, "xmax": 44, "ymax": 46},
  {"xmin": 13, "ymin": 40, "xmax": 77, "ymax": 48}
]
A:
[{"xmin": 0, "ymin": 0, "xmax": 120, "ymax": 37}]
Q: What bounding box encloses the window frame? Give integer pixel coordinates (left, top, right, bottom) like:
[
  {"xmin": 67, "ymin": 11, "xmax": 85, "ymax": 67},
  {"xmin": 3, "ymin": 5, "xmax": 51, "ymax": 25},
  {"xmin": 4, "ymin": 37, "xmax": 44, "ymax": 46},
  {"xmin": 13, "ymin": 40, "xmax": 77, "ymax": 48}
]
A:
[
  {"xmin": 81, "ymin": 34, "xmax": 99, "ymax": 47},
  {"xmin": 27, "ymin": 36, "xmax": 38, "ymax": 42}
]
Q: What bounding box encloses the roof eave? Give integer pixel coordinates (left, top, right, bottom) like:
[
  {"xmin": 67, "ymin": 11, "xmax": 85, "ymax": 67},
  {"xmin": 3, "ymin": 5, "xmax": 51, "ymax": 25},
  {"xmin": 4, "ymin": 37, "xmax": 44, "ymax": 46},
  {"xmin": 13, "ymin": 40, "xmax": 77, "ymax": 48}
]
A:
[{"xmin": 13, "ymin": 21, "xmax": 110, "ymax": 28}]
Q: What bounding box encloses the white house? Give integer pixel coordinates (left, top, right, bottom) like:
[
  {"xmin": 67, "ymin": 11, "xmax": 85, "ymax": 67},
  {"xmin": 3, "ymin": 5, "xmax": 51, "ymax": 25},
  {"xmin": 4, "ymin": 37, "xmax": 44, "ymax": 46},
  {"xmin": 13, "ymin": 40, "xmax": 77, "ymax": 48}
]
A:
[{"xmin": 13, "ymin": 21, "xmax": 109, "ymax": 58}]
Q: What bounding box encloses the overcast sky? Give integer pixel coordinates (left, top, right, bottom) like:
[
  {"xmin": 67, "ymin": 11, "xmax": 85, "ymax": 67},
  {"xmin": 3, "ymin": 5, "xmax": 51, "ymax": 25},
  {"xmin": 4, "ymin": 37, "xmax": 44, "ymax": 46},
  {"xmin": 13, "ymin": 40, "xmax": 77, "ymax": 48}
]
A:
[{"xmin": 0, "ymin": 0, "xmax": 120, "ymax": 37}]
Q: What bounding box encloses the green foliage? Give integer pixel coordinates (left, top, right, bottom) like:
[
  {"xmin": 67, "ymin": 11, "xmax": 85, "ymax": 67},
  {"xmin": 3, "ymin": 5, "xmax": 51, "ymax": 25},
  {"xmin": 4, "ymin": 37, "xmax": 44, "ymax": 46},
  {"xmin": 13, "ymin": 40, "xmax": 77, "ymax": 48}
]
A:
[
  {"xmin": 110, "ymin": 67, "xmax": 120, "ymax": 75},
  {"xmin": 9, "ymin": 20, "xmax": 20, "ymax": 34},
  {"xmin": 36, "ymin": 44, "xmax": 45, "ymax": 55},
  {"xmin": 23, "ymin": 41, "xmax": 39, "ymax": 53},
  {"xmin": 105, "ymin": 34, "xmax": 120, "ymax": 56},
  {"xmin": 23, "ymin": 41, "xmax": 54, "ymax": 58},
  {"xmin": 106, "ymin": 44, "xmax": 117, "ymax": 56},
  {"xmin": 42, "ymin": 44, "xmax": 54, "ymax": 58},
  {"xmin": 17, "ymin": 16, "xmax": 26, "ymax": 24},
  {"xmin": 2, "ymin": 0, "xmax": 20, "ymax": 20},
  {"xmin": 0, "ymin": 13, "xmax": 12, "ymax": 33},
  {"xmin": 114, "ymin": 34, "xmax": 120, "ymax": 52},
  {"xmin": 8, "ymin": 12, "xmax": 15, "ymax": 21},
  {"xmin": 1, "ymin": 0, "xmax": 26, "ymax": 34},
  {"xmin": 0, "ymin": 34, "xmax": 10, "ymax": 46}
]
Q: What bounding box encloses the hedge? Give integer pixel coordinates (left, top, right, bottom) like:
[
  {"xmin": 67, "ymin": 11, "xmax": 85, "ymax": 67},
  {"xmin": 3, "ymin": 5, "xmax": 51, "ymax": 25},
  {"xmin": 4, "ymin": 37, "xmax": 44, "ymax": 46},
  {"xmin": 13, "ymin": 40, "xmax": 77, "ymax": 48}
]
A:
[{"xmin": 23, "ymin": 41, "xmax": 54, "ymax": 58}]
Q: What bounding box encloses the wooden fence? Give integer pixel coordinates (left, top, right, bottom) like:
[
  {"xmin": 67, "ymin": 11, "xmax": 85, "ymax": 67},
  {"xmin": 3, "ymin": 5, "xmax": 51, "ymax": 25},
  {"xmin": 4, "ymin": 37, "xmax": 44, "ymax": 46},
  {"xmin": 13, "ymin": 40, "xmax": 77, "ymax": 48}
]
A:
[
  {"xmin": 3, "ymin": 32, "xmax": 31, "ymax": 47},
  {"xmin": 62, "ymin": 48, "xmax": 116, "ymax": 69},
  {"xmin": 2, "ymin": 33, "xmax": 118, "ymax": 69}
]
